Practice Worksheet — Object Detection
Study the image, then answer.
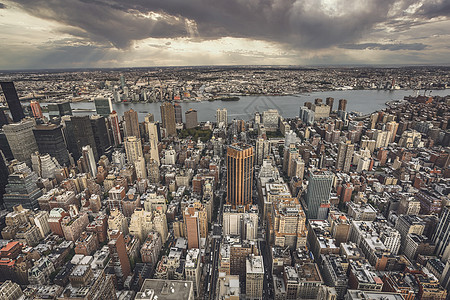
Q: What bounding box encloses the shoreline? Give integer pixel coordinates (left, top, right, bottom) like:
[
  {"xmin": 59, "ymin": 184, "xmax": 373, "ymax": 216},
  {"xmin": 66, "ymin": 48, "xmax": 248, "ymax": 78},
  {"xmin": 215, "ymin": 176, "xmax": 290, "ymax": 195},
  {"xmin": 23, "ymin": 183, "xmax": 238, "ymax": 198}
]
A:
[{"xmin": 19, "ymin": 88, "xmax": 450, "ymax": 104}]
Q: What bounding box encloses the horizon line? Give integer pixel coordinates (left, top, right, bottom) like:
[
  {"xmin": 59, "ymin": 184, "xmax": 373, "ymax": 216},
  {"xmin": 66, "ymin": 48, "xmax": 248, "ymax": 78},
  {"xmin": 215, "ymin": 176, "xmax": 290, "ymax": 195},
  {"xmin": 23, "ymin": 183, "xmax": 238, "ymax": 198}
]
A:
[{"xmin": 1, "ymin": 63, "xmax": 450, "ymax": 73}]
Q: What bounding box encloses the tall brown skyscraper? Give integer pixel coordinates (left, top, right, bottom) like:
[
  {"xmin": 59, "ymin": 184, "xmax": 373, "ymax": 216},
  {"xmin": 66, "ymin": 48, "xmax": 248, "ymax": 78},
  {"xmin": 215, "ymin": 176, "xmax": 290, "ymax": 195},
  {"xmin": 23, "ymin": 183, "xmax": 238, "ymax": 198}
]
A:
[
  {"xmin": 108, "ymin": 230, "xmax": 131, "ymax": 286},
  {"xmin": 227, "ymin": 143, "xmax": 254, "ymax": 209},
  {"xmin": 160, "ymin": 102, "xmax": 176, "ymax": 137},
  {"xmin": 124, "ymin": 109, "xmax": 140, "ymax": 138},
  {"xmin": 326, "ymin": 97, "xmax": 334, "ymax": 113},
  {"xmin": 338, "ymin": 99, "xmax": 347, "ymax": 111},
  {"xmin": 110, "ymin": 110, "xmax": 122, "ymax": 145}
]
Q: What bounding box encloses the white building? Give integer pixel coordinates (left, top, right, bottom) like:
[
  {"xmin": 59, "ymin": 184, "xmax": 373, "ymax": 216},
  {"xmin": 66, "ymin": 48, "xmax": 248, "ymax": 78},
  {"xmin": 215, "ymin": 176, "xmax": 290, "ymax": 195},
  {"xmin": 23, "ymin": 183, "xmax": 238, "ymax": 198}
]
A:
[{"xmin": 246, "ymin": 255, "xmax": 264, "ymax": 300}]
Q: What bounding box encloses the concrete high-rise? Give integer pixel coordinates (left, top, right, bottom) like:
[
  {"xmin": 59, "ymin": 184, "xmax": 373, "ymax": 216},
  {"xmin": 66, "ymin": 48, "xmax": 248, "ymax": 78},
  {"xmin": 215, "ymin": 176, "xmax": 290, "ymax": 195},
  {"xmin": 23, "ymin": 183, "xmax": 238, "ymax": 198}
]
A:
[
  {"xmin": 0, "ymin": 82, "xmax": 25, "ymax": 123},
  {"xmin": 107, "ymin": 230, "xmax": 131, "ymax": 287},
  {"xmin": 433, "ymin": 204, "xmax": 450, "ymax": 257},
  {"xmin": 3, "ymin": 167, "xmax": 42, "ymax": 210},
  {"xmin": 82, "ymin": 145, "xmax": 97, "ymax": 177},
  {"xmin": 299, "ymin": 106, "xmax": 315, "ymax": 125},
  {"xmin": 305, "ymin": 171, "xmax": 334, "ymax": 220},
  {"xmin": 338, "ymin": 99, "xmax": 347, "ymax": 111},
  {"xmin": 227, "ymin": 143, "xmax": 254, "ymax": 208},
  {"xmin": 33, "ymin": 124, "xmax": 70, "ymax": 166},
  {"xmin": 124, "ymin": 136, "xmax": 143, "ymax": 164},
  {"xmin": 184, "ymin": 208, "xmax": 200, "ymax": 249},
  {"xmin": 160, "ymin": 102, "xmax": 176, "ymax": 137},
  {"xmin": 246, "ymin": 256, "xmax": 264, "ymax": 300},
  {"xmin": 124, "ymin": 108, "xmax": 140, "ymax": 138},
  {"xmin": 336, "ymin": 141, "xmax": 354, "ymax": 172},
  {"xmin": 262, "ymin": 109, "xmax": 279, "ymax": 131},
  {"xmin": 185, "ymin": 109, "xmax": 198, "ymax": 129},
  {"xmin": 184, "ymin": 202, "xmax": 208, "ymax": 249},
  {"xmin": 3, "ymin": 119, "xmax": 38, "ymax": 166},
  {"xmin": 147, "ymin": 121, "xmax": 160, "ymax": 165},
  {"xmin": 0, "ymin": 152, "xmax": 8, "ymax": 206},
  {"xmin": 255, "ymin": 138, "xmax": 270, "ymax": 165},
  {"xmin": 109, "ymin": 110, "xmax": 122, "ymax": 145},
  {"xmin": 326, "ymin": 97, "xmax": 334, "ymax": 113},
  {"xmin": 135, "ymin": 156, "xmax": 147, "ymax": 180},
  {"xmin": 185, "ymin": 248, "xmax": 201, "ymax": 297},
  {"xmin": 30, "ymin": 101, "xmax": 43, "ymax": 119},
  {"xmin": 174, "ymin": 103, "xmax": 183, "ymax": 124},
  {"xmin": 216, "ymin": 108, "xmax": 228, "ymax": 127}
]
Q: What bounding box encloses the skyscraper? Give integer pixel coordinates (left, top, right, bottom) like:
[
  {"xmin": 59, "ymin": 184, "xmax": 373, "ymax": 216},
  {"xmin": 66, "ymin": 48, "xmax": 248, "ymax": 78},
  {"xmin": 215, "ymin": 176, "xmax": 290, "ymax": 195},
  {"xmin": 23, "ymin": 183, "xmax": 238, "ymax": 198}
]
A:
[
  {"xmin": 255, "ymin": 138, "xmax": 270, "ymax": 165},
  {"xmin": 326, "ymin": 97, "xmax": 334, "ymax": 113},
  {"xmin": 184, "ymin": 210, "xmax": 200, "ymax": 249},
  {"xmin": 185, "ymin": 109, "xmax": 198, "ymax": 129},
  {"xmin": 90, "ymin": 115, "xmax": 111, "ymax": 157},
  {"xmin": 3, "ymin": 119, "xmax": 38, "ymax": 166},
  {"xmin": 134, "ymin": 157, "xmax": 147, "ymax": 180},
  {"xmin": 305, "ymin": 171, "xmax": 334, "ymax": 220},
  {"xmin": 0, "ymin": 131, "xmax": 13, "ymax": 160},
  {"xmin": 336, "ymin": 141, "xmax": 354, "ymax": 172},
  {"xmin": 70, "ymin": 116, "xmax": 98, "ymax": 160},
  {"xmin": 107, "ymin": 230, "xmax": 131, "ymax": 287},
  {"xmin": 124, "ymin": 109, "xmax": 140, "ymax": 138},
  {"xmin": 3, "ymin": 166, "xmax": 42, "ymax": 210},
  {"xmin": 227, "ymin": 143, "xmax": 254, "ymax": 209},
  {"xmin": 109, "ymin": 110, "xmax": 122, "ymax": 145},
  {"xmin": 33, "ymin": 124, "xmax": 70, "ymax": 166},
  {"xmin": 338, "ymin": 99, "xmax": 347, "ymax": 111},
  {"xmin": 30, "ymin": 101, "xmax": 43, "ymax": 119},
  {"xmin": 299, "ymin": 106, "xmax": 315, "ymax": 125},
  {"xmin": 147, "ymin": 122, "xmax": 160, "ymax": 165},
  {"xmin": 160, "ymin": 102, "xmax": 176, "ymax": 137},
  {"xmin": 174, "ymin": 103, "xmax": 182, "ymax": 124},
  {"xmin": 0, "ymin": 152, "xmax": 8, "ymax": 206},
  {"xmin": 124, "ymin": 136, "xmax": 143, "ymax": 164},
  {"xmin": 0, "ymin": 107, "xmax": 9, "ymax": 128},
  {"xmin": 82, "ymin": 145, "xmax": 97, "ymax": 177},
  {"xmin": 0, "ymin": 82, "xmax": 25, "ymax": 123},
  {"xmin": 433, "ymin": 204, "xmax": 450, "ymax": 257},
  {"xmin": 94, "ymin": 97, "xmax": 113, "ymax": 117},
  {"xmin": 246, "ymin": 256, "xmax": 264, "ymax": 300},
  {"xmin": 216, "ymin": 108, "xmax": 228, "ymax": 127},
  {"xmin": 47, "ymin": 102, "xmax": 72, "ymax": 118}
]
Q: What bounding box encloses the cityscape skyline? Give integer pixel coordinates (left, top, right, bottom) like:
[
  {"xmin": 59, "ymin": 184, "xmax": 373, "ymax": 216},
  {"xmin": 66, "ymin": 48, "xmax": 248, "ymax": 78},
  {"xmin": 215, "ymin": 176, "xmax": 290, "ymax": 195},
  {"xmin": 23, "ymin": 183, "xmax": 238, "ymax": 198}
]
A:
[
  {"xmin": 1, "ymin": 0, "xmax": 450, "ymax": 69},
  {"xmin": 0, "ymin": 76, "xmax": 448, "ymax": 299},
  {"xmin": 0, "ymin": 0, "xmax": 449, "ymax": 298}
]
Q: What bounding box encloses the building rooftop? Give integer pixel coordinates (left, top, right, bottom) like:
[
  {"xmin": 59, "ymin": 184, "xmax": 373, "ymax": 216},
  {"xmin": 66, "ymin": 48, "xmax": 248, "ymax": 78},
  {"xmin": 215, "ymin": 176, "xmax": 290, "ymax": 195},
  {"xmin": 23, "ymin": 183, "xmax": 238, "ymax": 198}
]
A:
[
  {"xmin": 296, "ymin": 263, "xmax": 322, "ymax": 282},
  {"xmin": 135, "ymin": 279, "xmax": 193, "ymax": 300},
  {"xmin": 346, "ymin": 290, "xmax": 405, "ymax": 299},
  {"xmin": 246, "ymin": 255, "xmax": 264, "ymax": 274}
]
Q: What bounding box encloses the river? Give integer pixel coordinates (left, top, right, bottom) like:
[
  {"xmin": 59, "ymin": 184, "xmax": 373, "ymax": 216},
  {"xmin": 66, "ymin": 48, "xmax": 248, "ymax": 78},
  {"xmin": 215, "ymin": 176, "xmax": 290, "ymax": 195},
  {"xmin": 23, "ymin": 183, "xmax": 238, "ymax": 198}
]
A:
[{"xmin": 38, "ymin": 89, "xmax": 450, "ymax": 122}]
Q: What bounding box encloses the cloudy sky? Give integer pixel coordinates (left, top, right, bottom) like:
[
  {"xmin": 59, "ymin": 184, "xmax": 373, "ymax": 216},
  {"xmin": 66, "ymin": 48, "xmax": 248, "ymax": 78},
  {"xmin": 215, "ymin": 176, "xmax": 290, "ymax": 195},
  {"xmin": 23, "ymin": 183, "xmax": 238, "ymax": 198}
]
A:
[{"xmin": 0, "ymin": 0, "xmax": 449, "ymax": 69}]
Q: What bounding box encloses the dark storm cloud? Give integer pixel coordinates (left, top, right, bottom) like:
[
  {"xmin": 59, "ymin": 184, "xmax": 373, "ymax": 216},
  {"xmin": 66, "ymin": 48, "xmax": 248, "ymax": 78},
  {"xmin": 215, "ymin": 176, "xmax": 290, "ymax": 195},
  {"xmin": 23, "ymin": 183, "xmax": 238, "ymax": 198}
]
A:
[
  {"xmin": 10, "ymin": 0, "xmax": 189, "ymax": 48},
  {"xmin": 418, "ymin": 0, "xmax": 450, "ymax": 18},
  {"xmin": 8, "ymin": 0, "xmax": 450, "ymax": 50},
  {"xmin": 340, "ymin": 42, "xmax": 428, "ymax": 51}
]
